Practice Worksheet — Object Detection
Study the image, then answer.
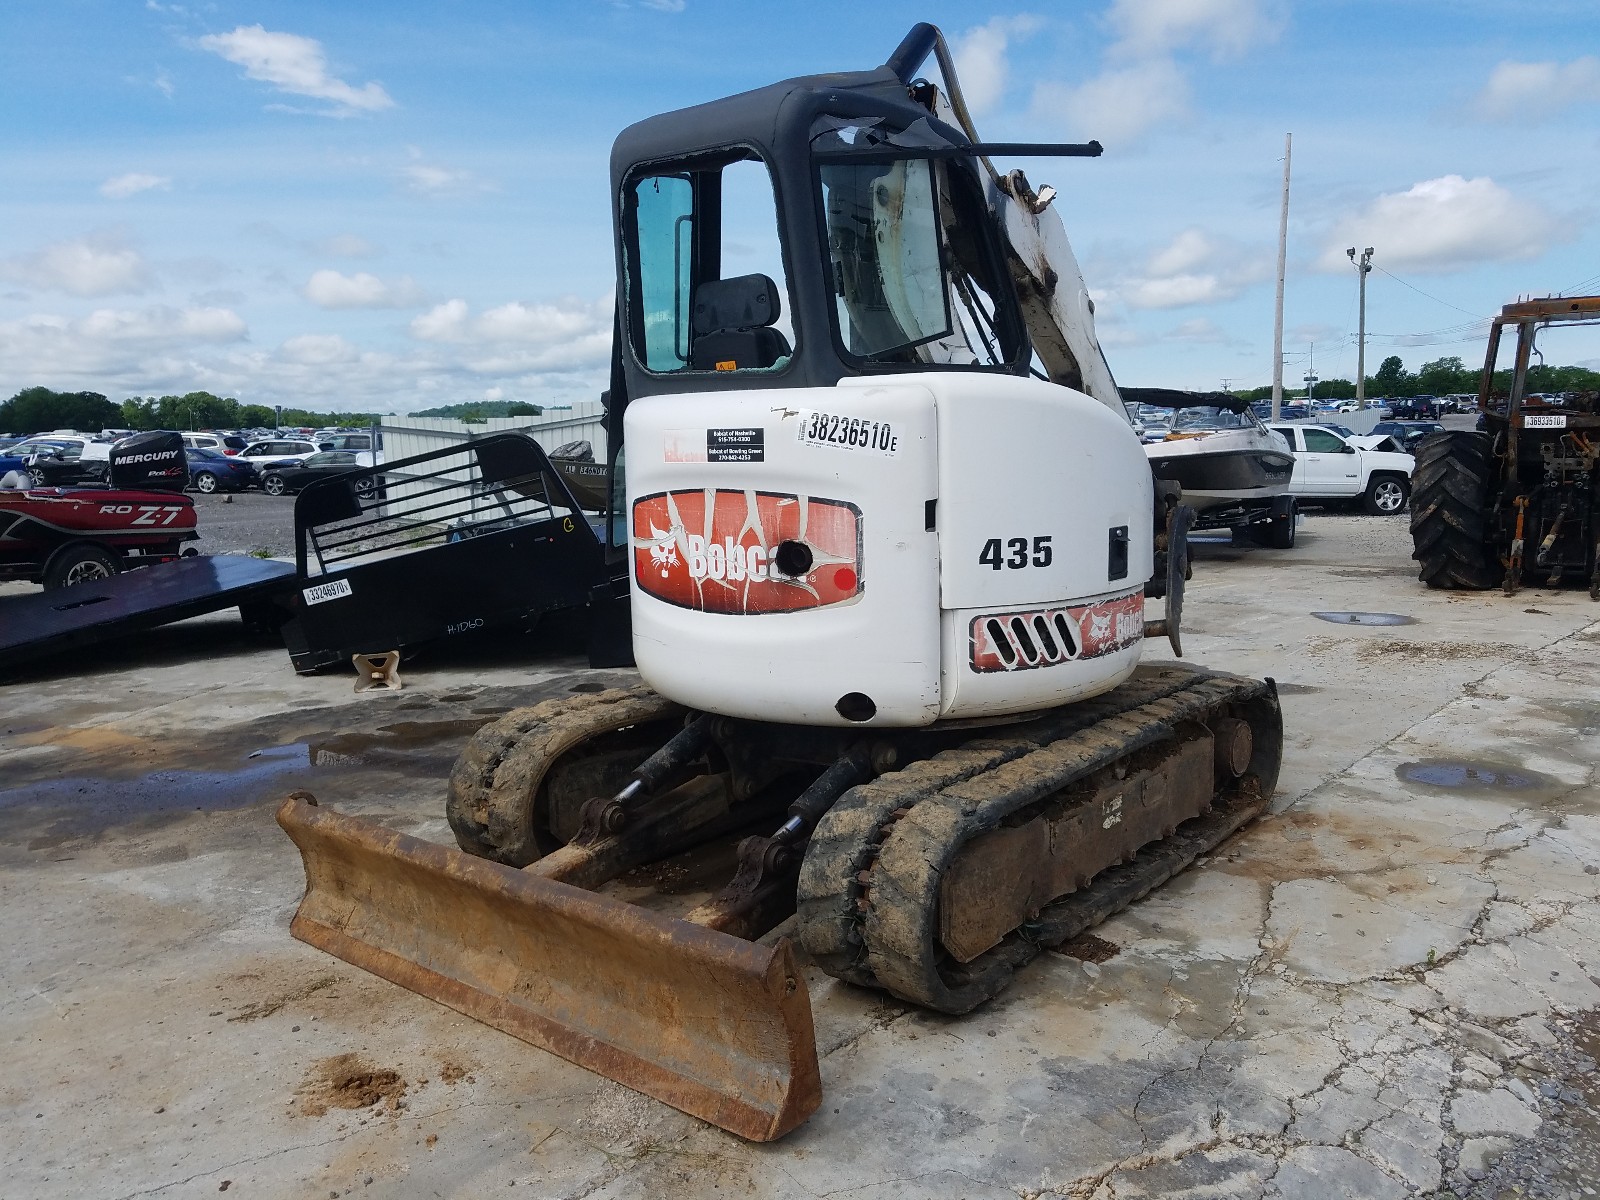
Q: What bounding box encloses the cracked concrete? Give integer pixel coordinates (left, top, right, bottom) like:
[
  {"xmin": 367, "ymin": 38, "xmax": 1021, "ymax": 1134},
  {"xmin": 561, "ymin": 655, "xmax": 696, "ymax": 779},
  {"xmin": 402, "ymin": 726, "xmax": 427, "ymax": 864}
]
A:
[{"xmin": 2, "ymin": 513, "xmax": 1598, "ymax": 1198}]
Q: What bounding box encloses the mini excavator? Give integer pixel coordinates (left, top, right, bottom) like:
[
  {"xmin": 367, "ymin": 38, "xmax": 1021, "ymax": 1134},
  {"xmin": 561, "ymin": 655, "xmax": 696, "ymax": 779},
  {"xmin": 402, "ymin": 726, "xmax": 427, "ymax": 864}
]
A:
[{"xmin": 278, "ymin": 23, "xmax": 1283, "ymax": 1141}]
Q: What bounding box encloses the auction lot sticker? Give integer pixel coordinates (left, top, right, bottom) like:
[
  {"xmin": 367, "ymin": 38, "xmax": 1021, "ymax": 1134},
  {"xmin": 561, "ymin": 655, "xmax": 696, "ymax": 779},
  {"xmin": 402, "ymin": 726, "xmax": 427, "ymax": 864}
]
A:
[
  {"xmin": 302, "ymin": 578, "xmax": 353, "ymax": 606},
  {"xmin": 796, "ymin": 410, "xmax": 899, "ymax": 456}
]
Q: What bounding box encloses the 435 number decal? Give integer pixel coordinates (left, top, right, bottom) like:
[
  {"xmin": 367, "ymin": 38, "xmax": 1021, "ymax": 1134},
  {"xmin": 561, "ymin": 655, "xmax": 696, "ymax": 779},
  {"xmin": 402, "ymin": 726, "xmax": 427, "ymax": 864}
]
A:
[{"xmin": 979, "ymin": 536, "xmax": 1053, "ymax": 570}]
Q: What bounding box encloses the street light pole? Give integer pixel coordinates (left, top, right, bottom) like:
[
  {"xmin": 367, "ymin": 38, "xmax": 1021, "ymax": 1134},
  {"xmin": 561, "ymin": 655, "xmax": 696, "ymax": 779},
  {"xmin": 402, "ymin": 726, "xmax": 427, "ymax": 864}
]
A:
[
  {"xmin": 1271, "ymin": 134, "xmax": 1292, "ymax": 421},
  {"xmin": 1347, "ymin": 246, "xmax": 1373, "ymax": 406}
]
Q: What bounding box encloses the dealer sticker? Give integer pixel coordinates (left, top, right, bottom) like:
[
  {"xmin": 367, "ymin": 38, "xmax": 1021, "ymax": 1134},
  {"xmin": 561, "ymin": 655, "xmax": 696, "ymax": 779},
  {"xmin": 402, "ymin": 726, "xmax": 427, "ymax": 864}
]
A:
[
  {"xmin": 796, "ymin": 410, "xmax": 899, "ymax": 456},
  {"xmin": 1524, "ymin": 413, "xmax": 1567, "ymax": 429},
  {"xmin": 302, "ymin": 578, "xmax": 353, "ymax": 606},
  {"xmin": 706, "ymin": 428, "xmax": 764, "ymax": 462}
]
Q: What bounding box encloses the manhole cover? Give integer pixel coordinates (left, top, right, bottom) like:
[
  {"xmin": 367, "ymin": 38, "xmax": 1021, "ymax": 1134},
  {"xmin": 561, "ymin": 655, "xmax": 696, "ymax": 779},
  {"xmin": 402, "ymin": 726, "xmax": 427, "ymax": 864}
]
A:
[{"xmin": 1310, "ymin": 611, "xmax": 1417, "ymax": 626}]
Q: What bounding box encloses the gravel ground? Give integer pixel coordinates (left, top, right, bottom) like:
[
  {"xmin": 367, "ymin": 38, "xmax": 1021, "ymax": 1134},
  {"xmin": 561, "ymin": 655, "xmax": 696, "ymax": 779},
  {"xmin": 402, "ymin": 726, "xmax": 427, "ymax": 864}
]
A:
[
  {"xmin": 1446, "ymin": 1010, "xmax": 1600, "ymax": 1199},
  {"xmin": 187, "ymin": 490, "xmax": 297, "ymax": 559}
]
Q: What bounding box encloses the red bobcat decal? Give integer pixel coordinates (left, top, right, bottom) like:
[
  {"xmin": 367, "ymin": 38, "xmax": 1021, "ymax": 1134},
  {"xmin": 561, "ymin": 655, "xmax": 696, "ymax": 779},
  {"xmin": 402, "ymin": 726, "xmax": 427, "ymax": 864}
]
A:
[{"xmin": 632, "ymin": 489, "xmax": 862, "ymax": 614}]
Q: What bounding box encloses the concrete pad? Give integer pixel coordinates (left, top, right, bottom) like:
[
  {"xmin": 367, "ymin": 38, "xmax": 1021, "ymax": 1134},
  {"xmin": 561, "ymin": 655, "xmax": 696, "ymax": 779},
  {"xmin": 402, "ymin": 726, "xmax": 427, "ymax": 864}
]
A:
[
  {"xmin": 5, "ymin": 514, "xmax": 1600, "ymax": 1197},
  {"xmin": 1448, "ymin": 1087, "xmax": 1541, "ymax": 1137}
]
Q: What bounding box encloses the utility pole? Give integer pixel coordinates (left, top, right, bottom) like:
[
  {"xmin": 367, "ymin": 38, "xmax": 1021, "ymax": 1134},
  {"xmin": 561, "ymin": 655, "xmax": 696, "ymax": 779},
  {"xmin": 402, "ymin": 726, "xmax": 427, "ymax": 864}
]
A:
[
  {"xmin": 1221, "ymin": 377, "xmax": 1232, "ymax": 393},
  {"xmin": 1271, "ymin": 133, "xmax": 1291, "ymax": 421},
  {"xmin": 1346, "ymin": 246, "xmax": 1373, "ymax": 406},
  {"xmin": 1303, "ymin": 342, "xmax": 1318, "ymax": 404}
]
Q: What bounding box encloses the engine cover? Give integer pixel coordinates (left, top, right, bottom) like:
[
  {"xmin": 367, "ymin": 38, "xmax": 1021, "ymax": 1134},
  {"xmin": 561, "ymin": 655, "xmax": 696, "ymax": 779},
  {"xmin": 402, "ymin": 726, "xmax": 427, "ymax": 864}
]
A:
[{"xmin": 624, "ymin": 374, "xmax": 1154, "ymax": 727}]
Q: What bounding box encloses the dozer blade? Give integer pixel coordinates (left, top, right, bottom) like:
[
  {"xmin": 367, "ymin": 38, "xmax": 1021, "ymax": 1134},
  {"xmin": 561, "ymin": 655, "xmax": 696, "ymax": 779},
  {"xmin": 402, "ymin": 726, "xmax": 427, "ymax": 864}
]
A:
[{"xmin": 276, "ymin": 794, "xmax": 821, "ymax": 1142}]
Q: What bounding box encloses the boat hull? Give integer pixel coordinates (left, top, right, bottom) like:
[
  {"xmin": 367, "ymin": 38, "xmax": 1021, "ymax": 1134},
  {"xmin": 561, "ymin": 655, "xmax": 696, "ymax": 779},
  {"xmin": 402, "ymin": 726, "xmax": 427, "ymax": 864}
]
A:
[{"xmin": 1145, "ymin": 437, "xmax": 1294, "ymax": 511}]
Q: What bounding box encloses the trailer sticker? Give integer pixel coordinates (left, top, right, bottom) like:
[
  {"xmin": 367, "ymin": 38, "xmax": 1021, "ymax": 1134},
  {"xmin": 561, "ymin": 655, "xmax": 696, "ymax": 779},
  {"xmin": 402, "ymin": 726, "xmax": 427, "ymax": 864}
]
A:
[
  {"xmin": 1524, "ymin": 413, "xmax": 1567, "ymax": 429},
  {"xmin": 796, "ymin": 411, "xmax": 899, "ymax": 456},
  {"xmin": 632, "ymin": 489, "xmax": 862, "ymax": 615},
  {"xmin": 302, "ymin": 578, "xmax": 354, "ymax": 606},
  {"xmin": 969, "ymin": 590, "xmax": 1144, "ymax": 673}
]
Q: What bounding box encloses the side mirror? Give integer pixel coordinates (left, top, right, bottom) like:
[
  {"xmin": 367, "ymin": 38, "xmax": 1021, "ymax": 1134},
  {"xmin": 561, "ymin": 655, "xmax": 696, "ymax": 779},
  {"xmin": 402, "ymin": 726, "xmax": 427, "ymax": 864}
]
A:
[{"xmin": 1341, "ymin": 443, "xmax": 1356, "ymax": 454}]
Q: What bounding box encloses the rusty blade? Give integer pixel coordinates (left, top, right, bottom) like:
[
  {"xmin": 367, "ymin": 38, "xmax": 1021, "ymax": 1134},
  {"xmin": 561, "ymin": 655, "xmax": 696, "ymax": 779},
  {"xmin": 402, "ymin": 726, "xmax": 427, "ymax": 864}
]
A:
[{"xmin": 276, "ymin": 794, "xmax": 821, "ymax": 1141}]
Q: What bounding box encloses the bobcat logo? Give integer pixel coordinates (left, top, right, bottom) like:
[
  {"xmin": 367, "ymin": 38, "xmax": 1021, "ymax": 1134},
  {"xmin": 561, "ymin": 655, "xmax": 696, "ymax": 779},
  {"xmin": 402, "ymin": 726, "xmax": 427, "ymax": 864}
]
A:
[
  {"xmin": 648, "ymin": 524, "xmax": 680, "ymax": 576},
  {"xmin": 1088, "ymin": 612, "xmax": 1112, "ymax": 642}
]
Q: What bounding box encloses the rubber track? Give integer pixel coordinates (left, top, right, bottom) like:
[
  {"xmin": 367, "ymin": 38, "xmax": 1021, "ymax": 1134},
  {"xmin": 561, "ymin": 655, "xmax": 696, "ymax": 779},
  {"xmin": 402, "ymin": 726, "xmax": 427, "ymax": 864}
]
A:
[
  {"xmin": 797, "ymin": 664, "xmax": 1274, "ymax": 1009},
  {"xmin": 445, "ymin": 686, "xmax": 681, "ymax": 865},
  {"xmin": 1409, "ymin": 430, "xmax": 1504, "ymax": 590}
]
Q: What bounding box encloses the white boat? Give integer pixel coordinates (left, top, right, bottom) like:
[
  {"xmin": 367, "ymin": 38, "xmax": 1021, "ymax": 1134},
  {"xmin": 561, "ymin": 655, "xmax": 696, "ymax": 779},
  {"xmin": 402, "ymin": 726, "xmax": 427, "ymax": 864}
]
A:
[{"xmin": 1125, "ymin": 390, "xmax": 1295, "ymax": 513}]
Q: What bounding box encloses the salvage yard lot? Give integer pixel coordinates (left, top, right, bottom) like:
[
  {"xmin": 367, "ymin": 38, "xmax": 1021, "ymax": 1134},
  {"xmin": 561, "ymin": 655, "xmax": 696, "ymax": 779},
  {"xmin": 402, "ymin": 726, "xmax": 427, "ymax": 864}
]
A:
[{"xmin": 2, "ymin": 514, "xmax": 1597, "ymax": 1199}]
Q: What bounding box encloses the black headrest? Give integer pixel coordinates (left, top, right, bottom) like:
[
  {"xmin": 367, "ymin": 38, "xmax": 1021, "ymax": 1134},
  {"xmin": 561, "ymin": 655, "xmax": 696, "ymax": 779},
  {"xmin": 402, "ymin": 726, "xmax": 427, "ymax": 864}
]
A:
[
  {"xmin": 692, "ymin": 274, "xmax": 782, "ymax": 335},
  {"xmin": 109, "ymin": 431, "xmax": 188, "ymax": 493}
]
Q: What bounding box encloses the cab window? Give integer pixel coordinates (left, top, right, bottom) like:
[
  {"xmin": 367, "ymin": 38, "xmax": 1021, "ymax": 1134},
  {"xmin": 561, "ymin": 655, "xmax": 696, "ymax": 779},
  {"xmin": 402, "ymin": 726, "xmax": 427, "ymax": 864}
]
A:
[
  {"xmin": 624, "ymin": 152, "xmax": 794, "ymax": 375},
  {"xmin": 1302, "ymin": 429, "xmax": 1346, "ymax": 453}
]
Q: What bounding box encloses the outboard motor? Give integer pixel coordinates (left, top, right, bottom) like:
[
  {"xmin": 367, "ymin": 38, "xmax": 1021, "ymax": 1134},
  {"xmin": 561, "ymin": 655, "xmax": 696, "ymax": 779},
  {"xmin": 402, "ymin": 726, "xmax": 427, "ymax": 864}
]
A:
[{"xmin": 109, "ymin": 431, "xmax": 188, "ymax": 493}]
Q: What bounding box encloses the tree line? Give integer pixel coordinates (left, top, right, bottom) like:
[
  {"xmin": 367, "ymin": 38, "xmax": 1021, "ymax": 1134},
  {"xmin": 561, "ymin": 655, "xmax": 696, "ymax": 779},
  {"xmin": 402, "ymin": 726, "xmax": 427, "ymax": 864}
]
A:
[
  {"xmin": 0, "ymin": 387, "xmax": 383, "ymax": 436},
  {"xmin": 1233, "ymin": 356, "xmax": 1600, "ymax": 403}
]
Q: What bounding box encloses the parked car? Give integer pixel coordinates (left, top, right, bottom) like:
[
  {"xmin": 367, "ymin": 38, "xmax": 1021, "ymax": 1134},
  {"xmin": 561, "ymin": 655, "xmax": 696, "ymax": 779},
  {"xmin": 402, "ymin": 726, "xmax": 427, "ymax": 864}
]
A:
[
  {"xmin": 239, "ymin": 438, "xmax": 320, "ymax": 469},
  {"xmin": 318, "ymin": 432, "xmax": 378, "ymax": 452},
  {"xmin": 1267, "ymin": 423, "xmax": 1415, "ymax": 514},
  {"xmin": 1370, "ymin": 420, "xmax": 1445, "ymax": 453},
  {"xmin": 182, "ymin": 433, "xmax": 249, "ymax": 456},
  {"xmin": 1385, "ymin": 398, "xmax": 1441, "ymax": 420},
  {"xmin": 0, "ymin": 436, "xmax": 111, "ymax": 487},
  {"xmin": 184, "ymin": 446, "xmax": 258, "ymax": 493},
  {"xmin": 259, "ymin": 450, "xmax": 380, "ymax": 497}
]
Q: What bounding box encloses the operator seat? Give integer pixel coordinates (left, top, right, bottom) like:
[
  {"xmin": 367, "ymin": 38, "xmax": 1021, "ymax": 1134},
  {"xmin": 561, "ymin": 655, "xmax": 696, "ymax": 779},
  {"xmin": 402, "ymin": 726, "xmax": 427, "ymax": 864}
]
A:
[{"xmin": 689, "ymin": 274, "xmax": 791, "ymax": 371}]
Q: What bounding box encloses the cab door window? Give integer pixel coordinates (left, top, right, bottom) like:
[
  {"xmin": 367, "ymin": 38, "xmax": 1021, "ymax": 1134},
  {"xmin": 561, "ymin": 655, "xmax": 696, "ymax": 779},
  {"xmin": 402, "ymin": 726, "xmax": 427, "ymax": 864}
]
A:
[{"xmin": 624, "ymin": 152, "xmax": 794, "ymax": 375}]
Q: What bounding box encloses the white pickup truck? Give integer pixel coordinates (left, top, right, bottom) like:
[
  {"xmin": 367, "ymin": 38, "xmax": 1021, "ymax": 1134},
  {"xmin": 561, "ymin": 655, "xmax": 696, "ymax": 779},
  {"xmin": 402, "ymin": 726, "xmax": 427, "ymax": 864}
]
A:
[{"xmin": 1267, "ymin": 423, "xmax": 1415, "ymax": 515}]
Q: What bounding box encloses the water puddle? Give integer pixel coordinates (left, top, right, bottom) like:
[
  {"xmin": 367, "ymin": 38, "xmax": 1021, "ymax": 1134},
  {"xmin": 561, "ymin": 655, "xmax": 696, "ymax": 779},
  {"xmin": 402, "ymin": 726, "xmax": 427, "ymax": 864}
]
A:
[
  {"xmin": 1396, "ymin": 758, "xmax": 1548, "ymax": 791},
  {"xmin": 304, "ymin": 717, "xmax": 493, "ymax": 767},
  {"xmin": 1274, "ymin": 683, "xmax": 1322, "ymax": 695},
  {"xmin": 1312, "ymin": 611, "xmax": 1418, "ymax": 626},
  {"xmin": 2, "ymin": 744, "xmax": 320, "ymax": 848},
  {"xmin": 2, "ymin": 716, "xmax": 494, "ymax": 847}
]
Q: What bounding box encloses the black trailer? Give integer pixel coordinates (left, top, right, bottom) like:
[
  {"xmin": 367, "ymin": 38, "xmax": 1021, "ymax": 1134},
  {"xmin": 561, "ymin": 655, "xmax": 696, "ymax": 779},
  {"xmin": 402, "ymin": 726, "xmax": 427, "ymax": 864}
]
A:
[
  {"xmin": 0, "ymin": 554, "xmax": 296, "ymax": 671},
  {"xmin": 278, "ymin": 431, "xmax": 631, "ymax": 672}
]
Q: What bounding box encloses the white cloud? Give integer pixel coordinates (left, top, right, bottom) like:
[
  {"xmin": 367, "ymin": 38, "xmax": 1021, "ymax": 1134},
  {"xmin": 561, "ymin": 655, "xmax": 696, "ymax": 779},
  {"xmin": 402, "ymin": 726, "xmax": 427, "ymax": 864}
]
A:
[
  {"xmin": 952, "ymin": 16, "xmax": 1043, "ymax": 117},
  {"xmin": 312, "ymin": 233, "xmax": 379, "ymax": 258},
  {"xmin": 79, "ymin": 306, "xmax": 246, "ymax": 343},
  {"xmin": 1472, "ymin": 56, "xmax": 1600, "ymax": 121},
  {"xmin": 1318, "ymin": 175, "xmax": 1565, "ymax": 275},
  {"xmin": 1106, "ymin": 0, "xmax": 1283, "ymax": 61},
  {"xmin": 302, "ymin": 269, "xmax": 422, "ymax": 309},
  {"xmin": 409, "ymin": 296, "xmax": 612, "ymax": 374},
  {"xmin": 1168, "ymin": 317, "xmax": 1234, "ymax": 343},
  {"xmin": 640, "ymin": 0, "xmax": 686, "ymax": 10},
  {"xmin": 197, "ymin": 25, "xmax": 394, "ymax": 116},
  {"xmin": 1108, "ymin": 227, "xmax": 1273, "ymax": 310},
  {"xmin": 100, "ymin": 172, "xmax": 171, "ymax": 199},
  {"xmin": 0, "ymin": 233, "xmax": 152, "ymax": 297},
  {"xmin": 400, "ymin": 149, "xmax": 486, "ymax": 195},
  {"xmin": 1034, "ymin": 58, "xmax": 1191, "ymax": 146},
  {"xmin": 1146, "ymin": 228, "xmax": 1216, "ymax": 277},
  {"xmin": 0, "ymin": 305, "xmax": 247, "ymax": 387},
  {"xmin": 280, "ymin": 333, "xmax": 359, "ymax": 365}
]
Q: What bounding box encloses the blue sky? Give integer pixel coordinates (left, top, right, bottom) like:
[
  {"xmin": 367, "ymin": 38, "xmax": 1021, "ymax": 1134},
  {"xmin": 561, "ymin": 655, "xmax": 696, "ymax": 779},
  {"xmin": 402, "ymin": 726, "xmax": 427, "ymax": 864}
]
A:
[{"xmin": 3, "ymin": 0, "xmax": 1597, "ymax": 413}]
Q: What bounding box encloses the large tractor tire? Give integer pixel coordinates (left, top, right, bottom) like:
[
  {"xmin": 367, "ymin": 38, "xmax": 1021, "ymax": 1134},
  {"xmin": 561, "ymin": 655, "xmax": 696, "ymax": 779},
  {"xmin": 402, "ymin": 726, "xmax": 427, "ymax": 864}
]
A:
[{"xmin": 1409, "ymin": 431, "xmax": 1503, "ymax": 590}]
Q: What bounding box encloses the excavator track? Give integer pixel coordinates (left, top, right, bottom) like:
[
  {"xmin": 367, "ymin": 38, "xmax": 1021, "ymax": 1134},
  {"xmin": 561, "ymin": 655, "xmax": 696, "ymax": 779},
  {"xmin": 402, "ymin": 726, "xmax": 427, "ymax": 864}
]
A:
[
  {"xmin": 446, "ymin": 686, "xmax": 684, "ymax": 864},
  {"xmin": 796, "ymin": 664, "xmax": 1280, "ymax": 1013}
]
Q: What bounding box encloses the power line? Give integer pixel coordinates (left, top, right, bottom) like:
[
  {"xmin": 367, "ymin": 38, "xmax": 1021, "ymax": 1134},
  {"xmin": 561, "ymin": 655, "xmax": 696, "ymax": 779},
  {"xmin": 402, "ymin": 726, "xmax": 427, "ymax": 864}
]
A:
[{"xmin": 1372, "ymin": 266, "xmax": 1488, "ymax": 319}]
